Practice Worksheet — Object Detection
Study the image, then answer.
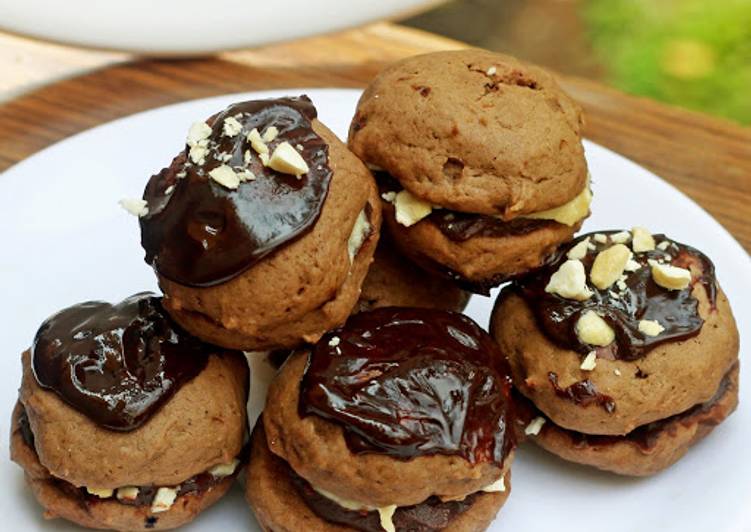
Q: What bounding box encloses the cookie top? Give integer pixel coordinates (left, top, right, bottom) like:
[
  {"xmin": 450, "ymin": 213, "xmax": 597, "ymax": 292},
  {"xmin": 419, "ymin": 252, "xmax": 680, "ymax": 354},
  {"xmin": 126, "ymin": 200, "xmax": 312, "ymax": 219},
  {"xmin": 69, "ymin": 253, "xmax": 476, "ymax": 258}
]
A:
[
  {"xmin": 349, "ymin": 50, "xmax": 587, "ymax": 216},
  {"xmin": 32, "ymin": 293, "xmax": 225, "ymax": 430},
  {"xmin": 300, "ymin": 307, "xmax": 515, "ymax": 467},
  {"xmin": 140, "ymin": 96, "xmax": 333, "ymax": 287}
]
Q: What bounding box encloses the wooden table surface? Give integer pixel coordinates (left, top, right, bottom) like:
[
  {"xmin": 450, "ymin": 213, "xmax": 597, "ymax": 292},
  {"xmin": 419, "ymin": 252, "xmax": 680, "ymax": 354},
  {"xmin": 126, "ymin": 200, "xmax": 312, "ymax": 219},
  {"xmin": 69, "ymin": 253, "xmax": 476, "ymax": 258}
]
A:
[{"xmin": 1, "ymin": 23, "xmax": 750, "ymax": 252}]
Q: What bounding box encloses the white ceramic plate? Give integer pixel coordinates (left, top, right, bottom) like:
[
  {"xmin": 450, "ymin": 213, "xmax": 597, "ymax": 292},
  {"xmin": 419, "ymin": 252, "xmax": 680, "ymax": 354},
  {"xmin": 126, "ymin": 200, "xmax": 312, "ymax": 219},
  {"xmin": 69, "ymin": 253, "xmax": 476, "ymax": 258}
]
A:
[
  {"xmin": 1, "ymin": 88, "xmax": 748, "ymax": 532},
  {"xmin": 0, "ymin": 1, "xmax": 438, "ymax": 55}
]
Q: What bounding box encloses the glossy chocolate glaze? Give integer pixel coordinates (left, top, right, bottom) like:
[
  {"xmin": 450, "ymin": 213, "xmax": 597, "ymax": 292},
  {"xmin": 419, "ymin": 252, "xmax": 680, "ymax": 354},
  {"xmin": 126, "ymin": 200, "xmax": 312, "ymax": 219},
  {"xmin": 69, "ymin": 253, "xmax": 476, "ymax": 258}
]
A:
[
  {"xmin": 289, "ymin": 464, "xmax": 480, "ymax": 532},
  {"xmin": 299, "ymin": 307, "xmax": 516, "ymax": 466},
  {"xmin": 140, "ymin": 96, "xmax": 332, "ymax": 287},
  {"xmin": 430, "ymin": 210, "xmax": 556, "ymax": 242},
  {"xmin": 32, "ymin": 293, "xmax": 216, "ymax": 431},
  {"xmin": 515, "ymin": 231, "xmax": 717, "ymax": 361},
  {"xmin": 548, "ymin": 372, "xmax": 616, "ymax": 413}
]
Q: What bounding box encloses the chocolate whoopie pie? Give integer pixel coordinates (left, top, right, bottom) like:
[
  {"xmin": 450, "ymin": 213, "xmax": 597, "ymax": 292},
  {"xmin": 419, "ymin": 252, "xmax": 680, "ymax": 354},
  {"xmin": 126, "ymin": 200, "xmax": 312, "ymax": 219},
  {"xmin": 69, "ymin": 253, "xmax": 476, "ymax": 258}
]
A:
[
  {"xmin": 137, "ymin": 96, "xmax": 381, "ymax": 350},
  {"xmin": 247, "ymin": 307, "xmax": 518, "ymax": 532},
  {"xmin": 10, "ymin": 293, "xmax": 248, "ymax": 530},
  {"xmin": 348, "ymin": 50, "xmax": 590, "ymax": 294},
  {"xmin": 491, "ymin": 228, "xmax": 740, "ymax": 476}
]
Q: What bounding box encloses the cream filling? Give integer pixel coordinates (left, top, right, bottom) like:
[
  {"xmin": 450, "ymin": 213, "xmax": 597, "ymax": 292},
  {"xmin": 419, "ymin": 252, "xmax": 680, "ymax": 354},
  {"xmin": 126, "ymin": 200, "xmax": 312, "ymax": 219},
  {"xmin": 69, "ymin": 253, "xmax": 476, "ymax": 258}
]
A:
[
  {"xmin": 348, "ymin": 208, "xmax": 372, "ymax": 262},
  {"xmin": 312, "ymin": 476, "xmax": 505, "ymax": 531},
  {"xmin": 84, "ymin": 458, "xmax": 239, "ymax": 513},
  {"xmin": 385, "ymin": 179, "xmax": 591, "ymax": 229}
]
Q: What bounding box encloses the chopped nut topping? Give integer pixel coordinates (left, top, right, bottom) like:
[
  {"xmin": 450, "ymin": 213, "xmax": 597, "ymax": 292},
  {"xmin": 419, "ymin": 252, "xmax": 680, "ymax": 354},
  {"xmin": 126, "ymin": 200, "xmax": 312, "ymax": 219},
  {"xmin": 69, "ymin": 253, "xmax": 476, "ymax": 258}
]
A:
[
  {"xmin": 209, "ymin": 165, "xmax": 240, "ymax": 190},
  {"xmin": 328, "ymin": 336, "xmax": 341, "ymax": 347},
  {"xmin": 576, "ymin": 310, "xmax": 615, "ymax": 346},
  {"xmin": 393, "ymin": 189, "xmax": 433, "ymax": 227},
  {"xmin": 638, "ymin": 319, "xmax": 665, "ymax": 337},
  {"xmin": 590, "ymin": 244, "xmax": 632, "ymax": 290},
  {"xmin": 486, "ymin": 66, "xmax": 497, "ymax": 76},
  {"xmin": 580, "ymin": 351, "xmax": 597, "ymax": 371},
  {"xmin": 86, "ymin": 487, "xmax": 114, "ymax": 498},
  {"xmin": 381, "ymin": 191, "xmax": 397, "ymax": 202},
  {"xmin": 624, "ymin": 259, "xmax": 642, "ymax": 272},
  {"xmin": 189, "ymin": 144, "xmax": 209, "ymax": 165},
  {"xmin": 566, "ymin": 237, "xmax": 590, "ymax": 260},
  {"xmin": 116, "ymin": 486, "xmax": 139, "ymax": 501},
  {"xmin": 247, "ymin": 128, "xmax": 269, "ymax": 154},
  {"xmin": 610, "ymin": 231, "xmax": 631, "ymax": 244},
  {"xmin": 151, "ymin": 487, "xmax": 178, "ymax": 513},
  {"xmin": 657, "ymin": 240, "xmax": 672, "ymax": 251},
  {"xmin": 545, "ymin": 260, "xmax": 593, "ymax": 301},
  {"xmin": 614, "ymin": 368, "xmax": 622, "ymax": 376},
  {"xmin": 651, "ymin": 262, "xmax": 692, "ymax": 290},
  {"xmin": 222, "ymin": 116, "xmax": 243, "ymax": 137},
  {"xmin": 259, "ymin": 152, "xmax": 270, "ymax": 166},
  {"xmin": 208, "ymin": 459, "xmax": 240, "ymax": 478},
  {"xmin": 186, "ymin": 121, "xmax": 212, "ymax": 146},
  {"xmin": 119, "ymin": 198, "xmax": 149, "ymax": 217},
  {"xmin": 593, "ymin": 233, "xmax": 608, "ymax": 244},
  {"xmin": 524, "ymin": 416, "xmax": 546, "ymax": 436},
  {"xmin": 244, "ymin": 150, "xmax": 252, "ymax": 164},
  {"xmin": 236, "ymin": 169, "xmax": 256, "ymax": 182},
  {"xmin": 268, "ymin": 141, "xmax": 310, "ymax": 177},
  {"xmin": 262, "ymin": 126, "xmax": 279, "ymax": 143},
  {"xmin": 632, "ymin": 226, "xmax": 656, "ymax": 252}
]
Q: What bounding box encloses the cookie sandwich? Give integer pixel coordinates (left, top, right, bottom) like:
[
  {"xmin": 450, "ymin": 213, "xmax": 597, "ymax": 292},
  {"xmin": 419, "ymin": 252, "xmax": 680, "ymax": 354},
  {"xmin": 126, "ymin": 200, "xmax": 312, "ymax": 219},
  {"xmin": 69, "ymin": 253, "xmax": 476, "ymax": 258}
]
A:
[
  {"xmin": 247, "ymin": 307, "xmax": 518, "ymax": 531},
  {"xmin": 349, "ymin": 50, "xmax": 590, "ymax": 293},
  {"xmin": 136, "ymin": 96, "xmax": 381, "ymax": 350},
  {"xmin": 491, "ymin": 229, "xmax": 739, "ymax": 475},
  {"xmin": 11, "ymin": 293, "xmax": 248, "ymax": 529}
]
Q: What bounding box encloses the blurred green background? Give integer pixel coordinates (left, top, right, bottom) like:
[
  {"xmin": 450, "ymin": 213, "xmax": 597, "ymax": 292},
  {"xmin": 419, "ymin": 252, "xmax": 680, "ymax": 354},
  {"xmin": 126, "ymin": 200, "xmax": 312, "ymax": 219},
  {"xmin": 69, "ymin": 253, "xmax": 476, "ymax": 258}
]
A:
[{"xmin": 405, "ymin": 0, "xmax": 751, "ymax": 125}]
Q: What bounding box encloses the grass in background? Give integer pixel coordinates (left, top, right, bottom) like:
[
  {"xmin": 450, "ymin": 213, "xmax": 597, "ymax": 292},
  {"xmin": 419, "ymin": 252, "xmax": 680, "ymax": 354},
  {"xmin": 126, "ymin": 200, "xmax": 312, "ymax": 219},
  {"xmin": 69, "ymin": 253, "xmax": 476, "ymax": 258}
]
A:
[{"xmin": 583, "ymin": 0, "xmax": 751, "ymax": 124}]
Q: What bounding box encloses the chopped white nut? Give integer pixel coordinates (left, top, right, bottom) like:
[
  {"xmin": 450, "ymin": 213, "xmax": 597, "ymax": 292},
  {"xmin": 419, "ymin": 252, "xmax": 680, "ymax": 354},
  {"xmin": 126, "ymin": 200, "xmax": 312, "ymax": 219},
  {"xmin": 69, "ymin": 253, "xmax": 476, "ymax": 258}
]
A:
[
  {"xmin": 616, "ymin": 279, "xmax": 628, "ymax": 292},
  {"xmin": 236, "ymin": 169, "xmax": 256, "ymax": 182},
  {"xmin": 259, "ymin": 152, "xmax": 270, "ymax": 166},
  {"xmin": 608, "ymin": 290, "xmax": 620, "ymax": 299},
  {"xmin": 632, "ymin": 226, "xmax": 656, "ymax": 252},
  {"xmin": 580, "ymin": 351, "xmax": 597, "ymax": 371},
  {"xmin": 624, "ymin": 259, "xmax": 642, "ymax": 272},
  {"xmin": 576, "ymin": 311, "xmax": 615, "ymax": 346},
  {"xmin": 657, "ymin": 240, "xmax": 672, "ymax": 251},
  {"xmin": 208, "ymin": 459, "xmax": 240, "ymax": 478},
  {"xmin": 209, "ymin": 165, "xmax": 241, "ymax": 190},
  {"xmin": 381, "ymin": 191, "xmax": 397, "ymax": 202},
  {"xmin": 116, "ymin": 486, "xmax": 139, "ymax": 501},
  {"xmin": 614, "ymin": 368, "xmax": 622, "ymax": 376},
  {"xmin": 328, "ymin": 336, "xmax": 341, "ymax": 347},
  {"xmin": 268, "ymin": 141, "xmax": 309, "ymax": 177},
  {"xmin": 482, "ymin": 476, "xmax": 506, "ymax": 492},
  {"xmin": 164, "ymin": 185, "xmax": 175, "ymax": 195},
  {"xmin": 187, "ymin": 121, "xmax": 212, "ymax": 147},
  {"xmin": 593, "ymin": 233, "xmax": 608, "ymax": 244},
  {"xmin": 639, "ymin": 319, "xmax": 665, "ymax": 337},
  {"xmin": 610, "ymin": 231, "xmax": 631, "ymax": 244},
  {"xmin": 393, "ymin": 189, "xmax": 433, "ymax": 227},
  {"xmin": 262, "ymin": 126, "xmax": 279, "ymax": 142},
  {"xmin": 151, "ymin": 487, "xmax": 178, "ymax": 513},
  {"xmin": 590, "ymin": 244, "xmax": 632, "ymax": 290},
  {"xmin": 86, "ymin": 487, "xmax": 114, "ymax": 498},
  {"xmin": 651, "ymin": 262, "xmax": 692, "ymax": 290},
  {"xmin": 545, "ymin": 260, "xmax": 593, "ymax": 301},
  {"xmin": 119, "ymin": 198, "xmax": 149, "ymax": 217},
  {"xmin": 566, "ymin": 237, "xmax": 591, "ymax": 260},
  {"xmin": 524, "ymin": 417, "xmax": 546, "ymax": 436},
  {"xmin": 222, "ymin": 116, "xmax": 243, "ymax": 137},
  {"xmin": 296, "ymin": 143, "xmax": 304, "ymax": 151},
  {"xmin": 247, "ymin": 128, "xmax": 269, "ymax": 154},
  {"xmin": 379, "ymin": 506, "xmax": 397, "ymax": 532},
  {"xmin": 244, "ymin": 150, "xmax": 252, "ymax": 164},
  {"xmin": 189, "ymin": 144, "xmax": 209, "ymax": 165},
  {"xmin": 347, "ymin": 209, "xmax": 371, "ymax": 262},
  {"xmin": 486, "ymin": 66, "xmax": 497, "ymax": 76}
]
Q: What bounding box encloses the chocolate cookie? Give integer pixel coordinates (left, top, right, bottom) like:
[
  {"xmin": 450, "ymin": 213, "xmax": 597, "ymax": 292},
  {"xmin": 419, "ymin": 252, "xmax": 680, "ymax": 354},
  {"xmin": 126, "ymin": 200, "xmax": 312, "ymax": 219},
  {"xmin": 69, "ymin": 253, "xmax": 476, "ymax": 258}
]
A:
[
  {"xmin": 491, "ymin": 229, "xmax": 740, "ymax": 475},
  {"xmin": 356, "ymin": 235, "xmax": 470, "ymax": 313},
  {"xmin": 349, "ymin": 51, "xmax": 589, "ymax": 292},
  {"xmin": 138, "ymin": 96, "xmax": 381, "ymax": 350},
  {"xmin": 10, "ymin": 293, "xmax": 248, "ymax": 530},
  {"xmin": 247, "ymin": 307, "xmax": 517, "ymax": 531}
]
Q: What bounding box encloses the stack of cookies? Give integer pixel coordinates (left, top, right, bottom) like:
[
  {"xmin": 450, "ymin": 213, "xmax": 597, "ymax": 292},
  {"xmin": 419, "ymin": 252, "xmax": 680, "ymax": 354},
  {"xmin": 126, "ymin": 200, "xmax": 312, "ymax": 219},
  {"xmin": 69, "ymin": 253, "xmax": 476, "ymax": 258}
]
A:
[{"xmin": 10, "ymin": 49, "xmax": 740, "ymax": 532}]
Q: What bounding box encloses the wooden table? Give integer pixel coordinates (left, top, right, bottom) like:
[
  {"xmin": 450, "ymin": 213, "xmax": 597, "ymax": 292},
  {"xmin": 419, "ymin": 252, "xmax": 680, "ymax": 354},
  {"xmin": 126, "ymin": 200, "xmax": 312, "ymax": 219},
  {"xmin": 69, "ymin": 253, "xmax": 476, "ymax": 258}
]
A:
[{"xmin": 1, "ymin": 23, "xmax": 749, "ymax": 252}]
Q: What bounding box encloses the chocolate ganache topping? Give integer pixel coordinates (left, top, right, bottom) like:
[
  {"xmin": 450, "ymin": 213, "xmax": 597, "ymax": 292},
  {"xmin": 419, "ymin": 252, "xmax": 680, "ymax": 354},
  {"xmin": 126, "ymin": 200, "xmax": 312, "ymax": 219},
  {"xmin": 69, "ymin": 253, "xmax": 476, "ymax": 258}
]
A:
[
  {"xmin": 299, "ymin": 307, "xmax": 516, "ymax": 466},
  {"xmin": 514, "ymin": 230, "xmax": 717, "ymax": 361},
  {"xmin": 32, "ymin": 293, "xmax": 217, "ymax": 431},
  {"xmin": 140, "ymin": 96, "xmax": 332, "ymax": 287}
]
